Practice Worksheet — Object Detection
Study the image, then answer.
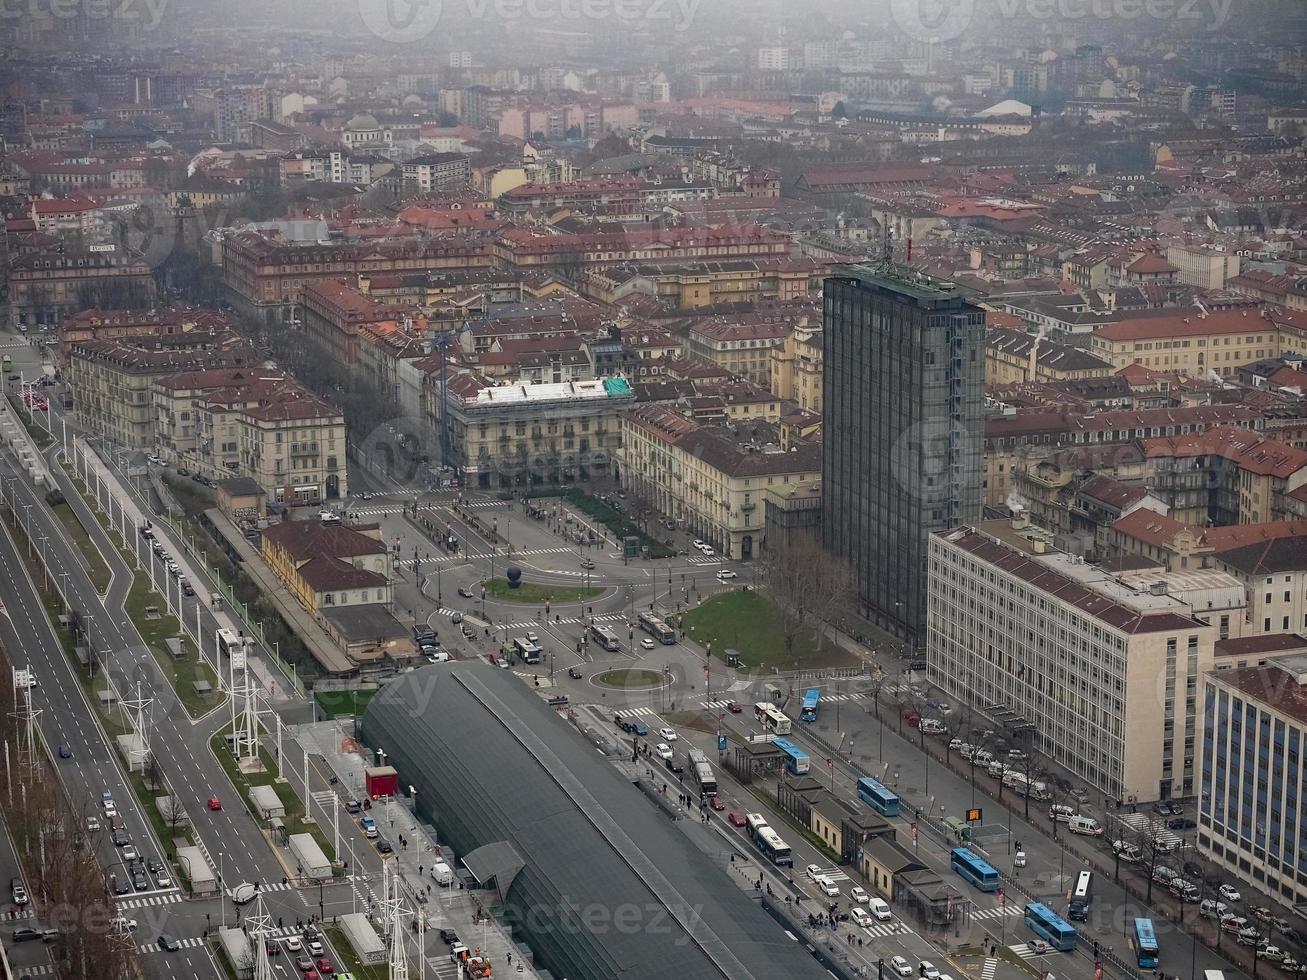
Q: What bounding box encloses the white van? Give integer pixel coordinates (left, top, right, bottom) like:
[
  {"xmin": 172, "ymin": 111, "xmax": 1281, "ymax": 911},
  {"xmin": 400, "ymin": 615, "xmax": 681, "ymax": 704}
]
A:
[
  {"xmin": 1067, "ymin": 815, "xmax": 1102, "ymax": 836},
  {"xmin": 429, "ymin": 861, "xmax": 454, "ymax": 886},
  {"xmin": 1048, "ymin": 804, "xmax": 1077, "ymax": 822},
  {"xmin": 868, "ymin": 897, "xmax": 892, "ymax": 921}
]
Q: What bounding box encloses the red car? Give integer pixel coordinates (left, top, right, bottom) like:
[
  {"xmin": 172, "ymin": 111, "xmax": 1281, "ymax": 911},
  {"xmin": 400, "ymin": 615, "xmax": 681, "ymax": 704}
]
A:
[
  {"xmin": 207, "ymin": 796, "xmax": 222, "ymax": 811},
  {"xmin": 727, "ymin": 811, "xmax": 746, "ymax": 827},
  {"xmin": 710, "ymin": 797, "xmax": 726, "ymax": 812},
  {"xmin": 316, "ymin": 958, "xmax": 334, "ymax": 973},
  {"xmin": 727, "ymin": 701, "xmax": 742, "ymax": 714}
]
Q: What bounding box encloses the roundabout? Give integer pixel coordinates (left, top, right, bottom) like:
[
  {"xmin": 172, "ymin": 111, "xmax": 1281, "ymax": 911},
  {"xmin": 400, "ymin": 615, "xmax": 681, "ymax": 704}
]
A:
[{"xmin": 592, "ymin": 668, "xmax": 664, "ymax": 690}]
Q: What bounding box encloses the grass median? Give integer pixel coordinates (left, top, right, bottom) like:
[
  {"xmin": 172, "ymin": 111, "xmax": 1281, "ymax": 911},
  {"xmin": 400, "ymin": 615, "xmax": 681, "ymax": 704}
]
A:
[
  {"xmin": 208, "ymin": 727, "xmax": 339, "ymax": 866},
  {"xmin": 125, "ymin": 571, "xmax": 225, "ymax": 719},
  {"xmin": 51, "ymin": 500, "xmax": 112, "ymax": 592},
  {"xmin": 483, "ymin": 577, "xmax": 603, "ymax": 605},
  {"xmin": 562, "ymin": 489, "xmax": 675, "ymax": 558},
  {"xmin": 325, "ymin": 926, "xmax": 389, "ymax": 979}
]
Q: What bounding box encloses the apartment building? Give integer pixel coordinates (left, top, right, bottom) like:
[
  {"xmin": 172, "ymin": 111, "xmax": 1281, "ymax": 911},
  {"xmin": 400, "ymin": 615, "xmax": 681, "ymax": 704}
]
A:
[
  {"xmin": 985, "ymin": 328, "xmax": 1112, "ymax": 384},
  {"xmin": 1140, "ymin": 427, "xmax": 1307, "ymax": 526},
  {"xmin": 58, "ymin": 307, "xmax": 232, "ymax": 359},
  {"xmin": 441, "ymin": 376, "xmax": 633, "ymax": 490},
  {"xmin": 260, "ymin": 520, "xmax": 390, "ymax": 614},
  {"xmin": 984, "ymin": 405, "xmax": 1263, "ymax": 509},
  {"xmin": 227, "ymin": 390, "xmax": 347, "ymax": 505},
  {"xmin": 401, "ymin": 153, "xmax": 471, "ymax": 193},
  {"xmin": 929, "ymin": 520, "xmax": 1216, "ymax": 802},
  {"xmin": 1166, "ymin": 244, "xmax": 1241, "ymax": 290},
  {"xmin": 686, "ymin": 317, "xmax": 791, "ymax": 388},
  {"xmin": 1090, "ymin": 307, "xmax": 1307, "ymax": 376},
  {"xmin": 64, "ymin": 331, "xmax": 258, "ymax": 448},
  {"xmin": 770, "ymin": 324, "xmax": 823, "ymax": 414},
  {"xmin": 1215, "ymin": 537, "xmax": 1307, "ymax": 637},
  {"xmin": 621, "ymin": 405, "xmax": 821, "ymax": 560},
  {"xmin": 9, "ymin": 248, "xmax": 156, "ymax": 329},
  {"xmin": 1199, "ymin": 657, "xmax": 1307, "ymax": 906}
]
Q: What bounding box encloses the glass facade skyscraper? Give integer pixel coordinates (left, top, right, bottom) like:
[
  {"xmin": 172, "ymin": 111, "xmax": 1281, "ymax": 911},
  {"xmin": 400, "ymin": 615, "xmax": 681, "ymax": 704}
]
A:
[
  {"xmin": 1200, "ymin": 659, "xmax": 1307, "ymax": 904},
  {"xmin": 822, "ymin": 266, "xmax": 984, "ymax": 647}
]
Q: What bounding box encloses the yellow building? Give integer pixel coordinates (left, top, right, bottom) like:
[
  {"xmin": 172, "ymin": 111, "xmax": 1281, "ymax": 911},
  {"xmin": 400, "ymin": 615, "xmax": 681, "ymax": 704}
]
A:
[
  {"xmin": 770, "ymin": 325, "xmax": 824, "ymax": 414},
  {"xmin": 687, "ymin": 317, "xmax": 793, "ymax": 388},
  {"xmin": 260, "ymin": 520, "xmax": 390, "ymax": 614},
  {"xmin": 1090, "ymin": 307, "xmax": 1307, "ymax": 377},
  {"xmin": 621, "ymin": 404, "xmax": 821, "ymax": 560},
  {"xmin": 985, "ymin": 328, "xmax": 1112, "ymax": 384}
]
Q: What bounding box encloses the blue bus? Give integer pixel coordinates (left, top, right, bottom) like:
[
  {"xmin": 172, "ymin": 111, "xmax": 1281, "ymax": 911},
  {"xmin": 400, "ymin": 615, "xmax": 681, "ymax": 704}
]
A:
[
  {"xmin": 857, "ymin": 776, "xmax": 900, "ymax": 817},
  {"xmin": 950, "ymin": 848, "xmax": 1000, "ymax": 893},
  {"xmin": 1133, "ymin": 918, "xmax": 1159, "ymax": 969},
  {"xmin": 800, "ymin": 689, "xmax": 820, "ymax": 722},
  {"xmin": 771, "ymin": 737, "xmax": 810, "ymax": 775},
  {"xmin": 1024, "ymin": 902, "xmax": 1078, "ymax": 952}
]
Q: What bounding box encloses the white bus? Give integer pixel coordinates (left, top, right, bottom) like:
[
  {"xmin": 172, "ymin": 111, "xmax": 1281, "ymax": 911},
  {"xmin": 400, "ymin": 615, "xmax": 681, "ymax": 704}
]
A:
[
  {"xmin": 744, "ymin": 812, "xmax": 769, "ymax": 841},
  {"xmin": 589, "ymin": 624, "xmax": 621, "ymax": 652},
  {"xmin": 216, "ymin": 628, "xmax": 248, "ymax": 662},
  {"xmin": 755, "ymin": 826, "xmax": 793, "ymax": 867},
  {"xmin": 512, "ymin": 637, "xmax": 542, "ymax": 664},
  {"xmin": 754, "ymin": 702, "xmax": 792, "ymax": 735}
]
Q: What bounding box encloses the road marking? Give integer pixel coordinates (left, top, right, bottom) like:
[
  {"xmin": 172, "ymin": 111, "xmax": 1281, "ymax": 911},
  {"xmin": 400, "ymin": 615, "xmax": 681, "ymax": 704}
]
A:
[
  {"xmin": 613, "ymin": 706, "xmax": 656, "ymax": 718},
  {"xmin": 1008, "ymin": 943, "xmax": 1037, "ymax": 959},
  {"xmin": 981, "ymin": 958, "xmax": 998, "ymax": 980}
]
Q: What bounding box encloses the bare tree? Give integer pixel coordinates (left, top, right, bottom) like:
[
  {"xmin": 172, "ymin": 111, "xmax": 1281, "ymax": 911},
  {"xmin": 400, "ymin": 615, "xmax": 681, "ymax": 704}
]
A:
[{"xmin": 756, "ymin": 531, "xmax": 855, "ymax": 669}]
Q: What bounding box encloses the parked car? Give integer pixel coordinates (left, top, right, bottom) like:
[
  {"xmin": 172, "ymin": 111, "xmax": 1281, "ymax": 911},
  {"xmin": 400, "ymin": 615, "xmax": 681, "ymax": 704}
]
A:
[
  {"xmin": 1219, "ymin": 883, "xmax": 1242, "ymax": 902},
  {"xmin": 1168, "ymin": 817, "xmax": 1197, "ymax": 830}
]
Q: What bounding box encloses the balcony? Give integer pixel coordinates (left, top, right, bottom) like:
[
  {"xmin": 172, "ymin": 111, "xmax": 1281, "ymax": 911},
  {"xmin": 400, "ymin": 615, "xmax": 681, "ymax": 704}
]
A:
[{"xmin": 290, "ymin": 442, "xmax": 319, "ymax": 456}]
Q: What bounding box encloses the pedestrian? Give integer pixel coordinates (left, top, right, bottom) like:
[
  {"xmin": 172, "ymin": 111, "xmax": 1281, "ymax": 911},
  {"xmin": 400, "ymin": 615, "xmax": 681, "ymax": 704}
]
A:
[{"xmin": 507, "ymin": 953, "xmax": 512, "ymax": 966}]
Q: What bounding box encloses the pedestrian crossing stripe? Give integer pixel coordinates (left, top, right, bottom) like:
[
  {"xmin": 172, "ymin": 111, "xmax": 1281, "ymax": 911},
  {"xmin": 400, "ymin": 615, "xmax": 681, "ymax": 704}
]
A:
[
  {"xmin": 16, "ymin": 965, "xmax": 53, "ymax": 977},
  {"xmin": 141, "ymin": 935, "xmax": 207, "ymax": 952},
  {"xmin": 1008, "ymin": 943, "xmax": 1037, "ymax": 959},
  {"xmin": 980, "ymin": 957, "xmax": 998, "ymax": 980},
  {"xmin": 972, "ymin": 906, "xmax": 1020, "ymax": 919},
  {"xmin": 614, "ymin": 706, "xmax": 656, "ymax": 717},
  {"xmin": 813, "ymin": 867, "xmax": 850, "ymax": 883},
  {"xmin": 860, "ymin": 921, "xmax": 911, "ymax": 939},
  {"xmin": 117, "ymin": 892, "xmax": 184, "ymax": 908}
]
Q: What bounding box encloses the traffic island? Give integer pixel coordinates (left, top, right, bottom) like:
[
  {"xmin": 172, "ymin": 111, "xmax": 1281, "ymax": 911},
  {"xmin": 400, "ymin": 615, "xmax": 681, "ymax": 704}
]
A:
[
  {"xmin": 482, "ymin": 577, "xmax": 604, "ymax": 604},
  {"xmin": 681, "ymin": 590, "xmax": 859, "ymax": 671},
  {"xmin": 594, "ymin": 668, "xmax": 664, "ymax": 690}
]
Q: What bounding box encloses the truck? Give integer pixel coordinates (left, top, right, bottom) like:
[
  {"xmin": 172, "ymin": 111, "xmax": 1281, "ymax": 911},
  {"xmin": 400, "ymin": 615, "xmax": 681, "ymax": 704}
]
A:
[
  {"xmin": 364, "ymin": 765, "xmax": 399, "ymax": 800},
  {"xmin": 288, "ymin": 833, "xmax": 332, "ymax": 880}
]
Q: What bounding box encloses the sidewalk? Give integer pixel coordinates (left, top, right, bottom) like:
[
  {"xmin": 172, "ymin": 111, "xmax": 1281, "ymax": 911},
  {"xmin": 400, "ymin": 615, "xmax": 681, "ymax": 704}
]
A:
[
  {"xmin": 294, "ymin": 719, "xmax": 540, "ymax": 976},
  {"xmin": 78, "ymin": 438, "xmax": 294, "ymax": 700}
]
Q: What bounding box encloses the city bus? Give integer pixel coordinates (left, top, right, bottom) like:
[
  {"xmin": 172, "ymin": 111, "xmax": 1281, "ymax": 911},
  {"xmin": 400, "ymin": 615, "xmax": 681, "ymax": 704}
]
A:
[
  {"xmin": 512, "ymin": 637, "xmax": 542, "ymax": 665},
  {"xmin": 754, "ymin": 702, "xmax": 792, "ymax": 735},
  {"xmin": 857, "ymin": 776, "xmax": 901, "ymax": 817},
  {"xmin": 950, "ymin": 848, "xmax": 1000, "ymax": 893},
  {"xmin": 688, "ymin": 748, "xmax": 717, "ymax": 796},
  {"xmin": 215, "ymin": 628, "xmax": 248, "ymax": 664},
  {"xmin": 1068, "ymin": 871, "xmax": 1093, "ymax": 922},
  {"xmin": 770, "ymin": 737, "xmax": 810, "ymax": 775},
  {"xmin": 637, "ymin": 612, "xmax": 676, "ymax": 645},
  {"xmin": 744, "ymin": 813, "xmax": 769, "ymax": 841},
  {"xmin": 1133, "ymin": 918, "xmax": 1159, "ymax": 969},
  {"xmin": 800, "ymin": 688, "xmax": 820, "ymax": 722},
  {"xmin": 755, "ymin": 826, "xmax": 793, "ymax": 867},
  {"xmin": 589, "ymin": 624, "xmax": 621, "ymax": 652},
  {"xmin": 944, "ymin": 816, "xmax": 973, "ymax": 843},
  {"xmin": 1024, "ymin": 902, "xmax": 1078, "ymax": 952}
]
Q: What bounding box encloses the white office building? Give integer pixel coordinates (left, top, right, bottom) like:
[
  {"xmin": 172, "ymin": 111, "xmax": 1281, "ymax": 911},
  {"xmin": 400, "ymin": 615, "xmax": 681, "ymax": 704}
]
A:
[{"xmin": 928, "ymin": 520, "xmax": 1216, "ymax": 803}]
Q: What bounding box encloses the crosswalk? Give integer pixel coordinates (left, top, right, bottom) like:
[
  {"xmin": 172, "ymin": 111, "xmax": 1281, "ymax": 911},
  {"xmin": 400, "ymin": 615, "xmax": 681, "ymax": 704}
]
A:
[
  {"xmin": 433, "ymin": 608, "xmax": 627, "ymax": 631},
  {"xmin": 861, "ymin": 921, "xmax": 910, "ymax": 939},
  {"xmin": 116, "ymin": 891, "xmax": 184, "ymax": 909},
  {"xmin": 972, "ymin": 906, "xmax": 1020, "ymax": 920},
  {"xmin": 699, "ymin": 692, "xmax": 864, "ymax": 711},
  {"xmin": 811, "ymin": 866, "xmax": 850, "ymax": 884},
  {"xmin": 614, "ymin": 705, "xmax": 658, "ymax": 718},
  {"xmin": 1009, "ymin": 943, "xmax": 1039, "ymax": 959},
  {"xmin": 141, "ymin": 934, "xmax": 207, "ymax": 953},
  {"xmin": 16, "ymin": 964, "xmax": 53, "ymax": 977},
  {"xmin": 980, "ymin": 957, "xmax": 998, "ymax": 980}
]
